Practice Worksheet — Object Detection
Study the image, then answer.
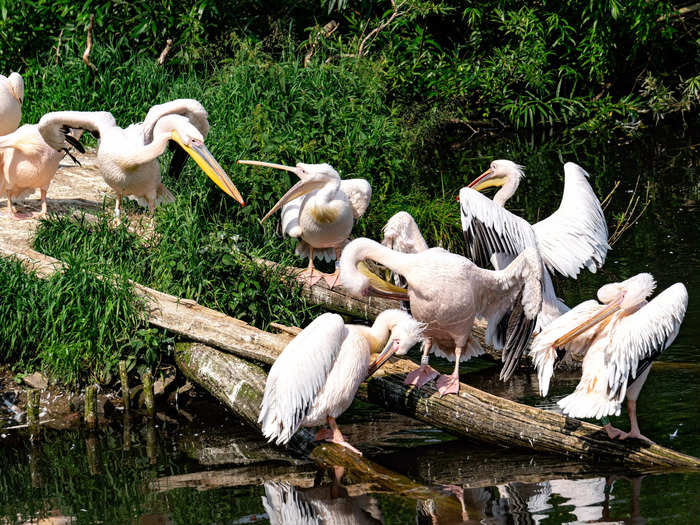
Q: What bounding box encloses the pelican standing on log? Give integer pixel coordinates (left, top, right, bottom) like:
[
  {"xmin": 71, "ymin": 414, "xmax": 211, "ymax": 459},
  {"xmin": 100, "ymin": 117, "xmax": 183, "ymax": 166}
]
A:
[
  {"xmin": 38, "ymin": 99, "xmax": 244, "ymax": 222},
  {"xmin": 460, "ymin": 160, "xmax": 609, "ymax": 333},
  {"xmin": 0, "ymin": 114, "xmax": 84, "ymax": 219},
  {"xmin": 0, "ymin": 73, "xmax": 23, "ymax": 135},
  {"xmin": 259, "ymin": 309, "xmax": 424, "ymax": 455},
  {"xmin": 237, "ymin": 160, "xmax": 371, "ymax": 287},
  {"xmin": 339, "ymin": 237, "xmax": 543, "ymax": 395},
  {"xmin": 530, "ymin": 273, "xmax": 688, "ymax": 443}
]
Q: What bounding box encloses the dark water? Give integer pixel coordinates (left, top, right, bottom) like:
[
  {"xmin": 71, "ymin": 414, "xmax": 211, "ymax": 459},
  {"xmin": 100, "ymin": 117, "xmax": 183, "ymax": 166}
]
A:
[{"xmin": 1, "ymin": 125, "xmax": 698, "ymax": 524}]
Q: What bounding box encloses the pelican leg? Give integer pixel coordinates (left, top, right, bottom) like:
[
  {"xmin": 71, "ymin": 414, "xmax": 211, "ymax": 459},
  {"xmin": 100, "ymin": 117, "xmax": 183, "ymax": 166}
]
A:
[
  {"xmin": 619, "ymin": 399, "xmax": 654, "ymax": 444},
  {"xmin": 34, "ymin": 189, "xmax": 48, "ymax": 218},
  {"xmin": 320, "ymin": 246, "xmax": 342, "ymax": 288},
  {"xmin": 296, "ymin": 247, "xmax": 323, "ymax": 286},
  {"xmin": 404, "ymin": 339, "xmax": 439, "ymax": 388},
  {"xmin": 315, "ymin": 416, "xmax": 362, "ymax": 456},
  {"xmin": 436, "ymin": 346, "xmax": 462, "ymax": 397},
  {"xmin": 111, "ymin": 193, "xmax": 123, "ymax": 226},
  {"xmin": 6, "ymin": 196, "xmax": 31, "ymax": 220},
  {"xmin": 603, "ymin": 423, "xmax": 626, "ymax": 440}
]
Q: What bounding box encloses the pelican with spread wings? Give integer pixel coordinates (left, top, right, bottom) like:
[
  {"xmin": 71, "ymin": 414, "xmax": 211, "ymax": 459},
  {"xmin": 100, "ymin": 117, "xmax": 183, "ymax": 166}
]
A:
[
  {"xmin": 38, "ymin": 99, "xmax": 244, "ymax": 222},
  {"xmin": 530, "ymin": 273, "xmax": 688, "ymax": 443},
  {"xmin": 460, "ymin": 160, "xmax": 609, "ymax": 333},
  {"xmin": 0, "ymin": 72, "xmax": 23, "ymax": 136},
  {"xmin": 237, "ymin": 160, "xmax": 371, "ymax": 287}
]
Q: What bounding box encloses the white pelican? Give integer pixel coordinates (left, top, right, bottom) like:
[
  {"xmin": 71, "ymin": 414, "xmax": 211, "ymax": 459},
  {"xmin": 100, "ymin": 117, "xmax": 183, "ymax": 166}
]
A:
[
  {"xmin": 0, "ymin": 115, "xmax": 84, "ymax": 219},
  {"xmin": 339, "ymin": 237, "xmax": 543, "ymax": 395},
  {"xmin": 38, "ymin": 99, "xmax": 244, "ymax": 221},
  {"xmin": 0, "ymin": 73, "xmax": 23, "ymax": 135},
  {"xmin": 259, "ymin": 309, "xmax": 424, "ymax": 455},
  {"xmin": 237, "ymin": 160, "xmax": 371, "ymax": 287},
  {"xmin": 529, "ymin": 273, "xmax": 688, "ymax": 442},
  {"xmin": 459, "ymin": 160, "xmax": 609, "ymax": 333}
]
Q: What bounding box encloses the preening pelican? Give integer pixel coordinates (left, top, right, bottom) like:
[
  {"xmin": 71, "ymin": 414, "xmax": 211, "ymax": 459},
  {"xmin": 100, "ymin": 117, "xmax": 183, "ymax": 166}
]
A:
[
  {"xmin": 237, "ymin": 160, "xmax": 371, "ymax": 287},
  {"xmin": 460, "ymin": 160, "xmax": 609, "ymax": 332},
  {"xmin": 530, "ymin": 273, "xmax": 688, "ymax": 442},
  {"xmin": 0, "ymin": 116, "xmax": 84, "ymax": 219},
  {"xmin": 0, "ymin": 73, "xmax": 23, "ymax": 135},
  {"xmin": 339, "ymin": 237, "xmax": 543, "ymax": 395},
  {"xmin": 259, "ymin": 309, "xmax": 423, "ymax": 454},
  {"xmin": 38, "ymin": 99, "xmax": 244, "ymax": 221}
]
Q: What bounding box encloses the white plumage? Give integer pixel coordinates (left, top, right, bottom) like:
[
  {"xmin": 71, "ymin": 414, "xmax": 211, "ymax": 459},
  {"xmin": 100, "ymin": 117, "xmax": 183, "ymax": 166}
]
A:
[
  {"xmin": 460, "ymin": 160, "xmax": 608, "ymax": 330},
  {"xmin": 259, "ymin": 309, "xmax": 424, "ymax": 453},
  {"xmin": 0, "ymin": 72, "xmax": 23, "ymax": 136},
  {"xmin": 530, "ymin": 273, "xmax": 687, "ymax": 442},
  {"xmin": 238, "ymin": 159, "xmax": 371, "ymax": 287}
]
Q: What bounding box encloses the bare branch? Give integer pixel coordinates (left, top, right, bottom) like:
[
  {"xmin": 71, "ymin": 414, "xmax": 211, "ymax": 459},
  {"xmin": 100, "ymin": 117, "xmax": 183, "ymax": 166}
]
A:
[
  {"xmin": 55, "ymin": 29, "xmax": 64, "ymax": 65},
  {"xmin": 357, "ymin": 0, "xmax": 409, "ymax": 57},
  {"xmin": 157, "ymin": 38, "xmax": 173, "ymax": 66},
  {"xmin": 82, "ymin": 14, "xmax": 98, "ymax": 73},
  {"xmin": 657, "ymin": 2, "xmax": 700, "ymax": 21}
]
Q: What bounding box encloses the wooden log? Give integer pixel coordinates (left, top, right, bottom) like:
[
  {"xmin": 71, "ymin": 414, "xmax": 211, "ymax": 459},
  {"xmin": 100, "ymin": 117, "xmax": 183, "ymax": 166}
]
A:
[
  {"xmin": 3, "ymin": 241, "xmax": 699, "ymax": 468},
  {"xmin": 142, "ymin": 371, "xmax": 155, "ymax": 418},
  {"xmin": 84, "ymin": 385, "xmax": 97, "ymax": 431}
]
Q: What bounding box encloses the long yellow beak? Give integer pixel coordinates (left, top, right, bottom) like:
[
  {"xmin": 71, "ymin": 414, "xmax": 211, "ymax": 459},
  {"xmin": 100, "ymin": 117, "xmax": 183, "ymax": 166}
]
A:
[
  {"xmin": 172, "ymin": 131, "xmax": 245, "ymax": 206},
  {"xmin": 367, "ymin": 338, "xmax": 398, "ymax": 376},
  {"xmin": 553, "ymin": 298, "xmax": 623, "ymax": 348},
  {"xmin": 357, "ymin": 262, "xmax": 409, "ymax": 301},
  {"xmin": 259, "ymin": 177, "xmax": 327, "ymax": 223},
  {"xmin": 468, "ymin": 167, "xmax": 505, "ymax": 192}
]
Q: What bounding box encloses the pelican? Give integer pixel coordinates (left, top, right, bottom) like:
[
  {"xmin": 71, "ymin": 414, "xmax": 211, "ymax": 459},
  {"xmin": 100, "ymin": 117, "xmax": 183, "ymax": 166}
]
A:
[
  {"xmin": 0, "ymin": 73, "xmax": 23, "ymax": 135},
  {"xmin": 339, "ymin": 236, "xmax": 543, "ymax": 395},
  {"xmin": 237, "ymin": 160, "xmax": 371, "ymax": 287},
  {"xmin": 529, "ymin": 273, "xmax": 688, "ymax": 442},
  {"xmin": 0, "ymin": 116, "xmax": 84, "ymax": 219},
  {"xmin": 38, "ymin": 99, "xmax": 244, "ymax": 221},
  {"xmin": 460, "ymin": 160, "xmax": 609, "ymax": 333},
  {"xmin": 259, "ymin": 309, "xmax": 424, "ymax": 455}
]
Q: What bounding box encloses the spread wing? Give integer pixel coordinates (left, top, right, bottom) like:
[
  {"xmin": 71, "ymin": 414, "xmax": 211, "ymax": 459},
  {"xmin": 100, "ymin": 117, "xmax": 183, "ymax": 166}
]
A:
[
  {"xmin": 532, "ymin": 162, "xmax": 609, "ymax": 278},
  {"xmin": 459, "ymin": 186, "xmax": 537, "ymax": 269},
  {"xmin": 142, "ymin": 99, "xmax": 210, "ymax": 144},
  {"xmin": 529, "ymin": 299, "xmax": 604, "ymax": 396},
  {"xmin": 472, "ymin": 247, "xmax": 543, "ymax": 381},
  {"xmin": 37, "ymin": 111, "xmax": 117, "ymax": 151},
  {"xmin": 340, "ymin": 178, "xmax": 371, "ymax": 219},
  {"xmin": 259, "ymin": 313, "xmax": 346, "ymax": 445},
  {"xmin": 606, "ymin": 283, "xmax": 688, "ymax": 401}
]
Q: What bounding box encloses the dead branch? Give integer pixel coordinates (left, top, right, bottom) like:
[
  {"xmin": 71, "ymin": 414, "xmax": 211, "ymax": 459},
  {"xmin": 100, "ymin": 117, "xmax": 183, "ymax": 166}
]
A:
[
  {"xmin": 55, "ymin": 29, "xmax": 64, "ymax": 65},
  {"xmin": 357, "ymin": 0, "xmax": 409, "ymax": 57},
  {"xmin": 657, "ymin": 3, "xmax": 700, "ymax": 21},
  {"xmin": 608, "ymin": 175, "xmax": 650, "ymax": 247},
  {"xmin": 82, "ymin": 14, "xmax": 98, "ymax": 73},
  {"xmin": 157, "ymin": 38, "xmax": 173, "ymax": 66},
  {"xmin": 304, "ymin": 20, "xmax": 338, "ymax": 66}
]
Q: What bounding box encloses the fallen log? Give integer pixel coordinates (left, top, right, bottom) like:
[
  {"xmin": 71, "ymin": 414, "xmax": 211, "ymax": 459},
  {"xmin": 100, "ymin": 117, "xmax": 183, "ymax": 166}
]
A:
[{"xmin": 3, "ymin": 241, "xmax": 700, "ymax": 468}]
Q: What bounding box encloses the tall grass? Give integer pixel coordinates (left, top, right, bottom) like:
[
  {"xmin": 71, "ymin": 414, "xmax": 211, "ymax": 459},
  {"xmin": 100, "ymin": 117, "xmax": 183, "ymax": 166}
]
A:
[{"xmin": 0, "ymin": 257, "xmax": 146, "ymax": 384}]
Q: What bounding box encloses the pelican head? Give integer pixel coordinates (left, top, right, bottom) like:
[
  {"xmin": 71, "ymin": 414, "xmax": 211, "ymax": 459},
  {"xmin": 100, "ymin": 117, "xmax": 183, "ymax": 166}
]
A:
[
  {"xmin": 468, "ymin": 159, "xmax": 524, "ymax": 192},
  {"xmin": 8, "ymin": 72, "xmax": 23, "ymax": 105},
  {"xmin": 367, "ymin": 309, "xmax": 425, "ymax": 375},
  {"xmin": 236, "ymin": 159, "xmax": 340, "ymax": 221},
  {"xmin": 554, "ymin": 273, "xmax": 657, "ymax": 348},
  {"xmin": 159, "ymin": 114, "xmax": 244, "ymax": 206}
]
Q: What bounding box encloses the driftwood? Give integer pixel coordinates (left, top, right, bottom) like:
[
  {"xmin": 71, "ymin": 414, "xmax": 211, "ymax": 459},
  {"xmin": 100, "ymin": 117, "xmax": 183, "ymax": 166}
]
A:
[{"xmin": 3, "ymin": 242, "xmax": 700, "ymax": 468}]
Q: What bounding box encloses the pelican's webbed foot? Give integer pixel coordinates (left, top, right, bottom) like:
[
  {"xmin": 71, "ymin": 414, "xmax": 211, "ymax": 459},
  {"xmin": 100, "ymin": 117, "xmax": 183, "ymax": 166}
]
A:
[
  {"xmin": 404, "ymin": 365, "xmax": 439, "ymax": 389},
  {"xmin": 436, "ymin": 373, "xmax": 460, "ymax": 397}
]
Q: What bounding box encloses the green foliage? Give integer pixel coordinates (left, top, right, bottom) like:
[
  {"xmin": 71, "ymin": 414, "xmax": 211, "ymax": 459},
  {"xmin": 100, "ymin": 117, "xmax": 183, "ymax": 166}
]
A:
[{"xmin": 0, "ymin": 257, "xmax": 153, "ymax": 385}]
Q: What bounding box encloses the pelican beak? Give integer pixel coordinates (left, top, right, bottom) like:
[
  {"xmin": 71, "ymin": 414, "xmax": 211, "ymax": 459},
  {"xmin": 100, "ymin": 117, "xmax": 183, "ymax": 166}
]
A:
[
  {"xmin": 553, "ymin": 296, "xmax": 624, "ymax": 348},
  {"xmin": 468, "ymin": 168, "xmax": 505, "ymax": 192},
  {"xmin": 367, "ymin": 338, "xmax": 399, "ymax": 376},
  {"xmin": 237, "ymin": 159, "xmax": 297, "ymax": 173},
  {"xmin": 172, "ymin": 131, "xmax": 245, "ymax": 206},
  {"xmin": 358, "ymin": 262, "xmax": 409, "ymax": 301}
]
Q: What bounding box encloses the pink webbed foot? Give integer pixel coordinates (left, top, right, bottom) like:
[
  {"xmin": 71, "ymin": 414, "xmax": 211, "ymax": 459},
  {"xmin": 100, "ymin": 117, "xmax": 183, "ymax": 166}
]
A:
[
  {"xmin": 619, "ymin": 430, "xmax": 655, "ymax": 445},
  {"xmin": 436, "ymin": 374, "xmax": 460, "ymax": 397},
  {"xmin": 297, "ymin": 267, "xmax": 323, "ymax": 287},
  {"xmin": 404, "ymin": 365, "xmax": 439, "ymax": 388},
  {"xmin": 604, "ymin": 424, "xmax": 626, "ymax": 440},
  {"xmin": 330, "ymin": 439, "xmax": 363, "ymax": 456},
  {"xmin": 314, "ymin": 428, "xmax": 333, "ymax": 441},
  {"xmin": 321, "ymin": 269, "xmax": 340, "ymax": 288}
]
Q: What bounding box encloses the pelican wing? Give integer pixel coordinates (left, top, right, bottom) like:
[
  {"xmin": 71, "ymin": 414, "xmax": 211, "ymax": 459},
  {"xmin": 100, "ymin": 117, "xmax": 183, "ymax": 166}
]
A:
[
  {"xmin": 142, "ymin": 99, "xmax": 209, "ymax": 144},
  {"xmin": 473, "ymin": 247, "xmax": 543, "ymax": 380},
  {"xmin": 532, "ymin": 163, "xmax": 609, "ymax": 278},
  {"xmin": 37, "ymin": 111, "xmax": 116, "ymax": 151},
  {"xmin": 459, "ymin": 186, "xmax": 537, "ymax": 269},
  {"xmin": 281, "ymin": 196, "xmax": 304, "ymax": 237},
  {"xmin": 340, "ymin": 178, "xmax": 372, "ymax": 219},
  {"xmin": 529, "ymin": 299, "xmax": 605, "ymax": 396},
  {"xmin": 606, "ymin": 283, "xmax": 688, "ymax": 400},
  {"xmin": 259, "ymin": 313, "xmax": 346, "ymax": 445},
  {"xmin": 382, "ymin": 211, "xmax": 429, "ymax": 253}
]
